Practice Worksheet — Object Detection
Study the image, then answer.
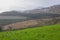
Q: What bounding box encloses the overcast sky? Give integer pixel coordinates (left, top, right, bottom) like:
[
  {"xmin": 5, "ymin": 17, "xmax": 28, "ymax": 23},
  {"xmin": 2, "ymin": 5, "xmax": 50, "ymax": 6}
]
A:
[{"xmin": 0, "ymin": 0, "xmax": 60, "ymax": 13}]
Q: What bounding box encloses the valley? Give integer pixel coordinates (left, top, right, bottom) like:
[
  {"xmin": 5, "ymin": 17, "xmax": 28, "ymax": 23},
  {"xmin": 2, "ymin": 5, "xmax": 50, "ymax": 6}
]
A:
[{"xmin": 0, "ymin": 0, "xmax": 60, "ymax": 40}]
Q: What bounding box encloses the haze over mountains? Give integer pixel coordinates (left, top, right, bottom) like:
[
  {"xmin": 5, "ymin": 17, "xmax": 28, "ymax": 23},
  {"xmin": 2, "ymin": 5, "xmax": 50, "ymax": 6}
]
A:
[
  {"xmin": 24, "ymin": 5, "xmax": 60, "ymax": 13},
  {"xmin": 0, "ymin": 5, "xmax": 60, "ymax": 30},
  {"xmin": 0, "ymin": 5, "xmax": 60, "ymax": 14},
  {"xmin": 0, "ymin": 5, "xmax": 60, "ymax": 19}
]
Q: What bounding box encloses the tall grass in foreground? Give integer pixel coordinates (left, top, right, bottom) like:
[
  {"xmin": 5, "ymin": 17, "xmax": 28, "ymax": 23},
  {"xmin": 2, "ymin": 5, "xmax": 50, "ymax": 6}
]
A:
[{"xmin": 0, "ymin": 24, "xmax": 60, "ymax": 40}]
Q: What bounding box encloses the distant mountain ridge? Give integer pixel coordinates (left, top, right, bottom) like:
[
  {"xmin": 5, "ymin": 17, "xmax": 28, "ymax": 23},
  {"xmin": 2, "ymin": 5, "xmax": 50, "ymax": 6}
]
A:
[
  {"xmin": 0, "ymin": 5, "xmax": 60, "ymax": 14},
  {"xmin": 24, "ymin": 5, "xmax": 60, "ymax": 13},
  {"xmin": 0, "ymin": 5, "xmax": 60, "ymax": 19}
]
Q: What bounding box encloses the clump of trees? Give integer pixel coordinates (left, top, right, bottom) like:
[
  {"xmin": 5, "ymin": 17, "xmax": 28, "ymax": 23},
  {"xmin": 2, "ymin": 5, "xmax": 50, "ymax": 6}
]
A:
[{"xmin": 0, "ymin": 27, "xmax": 2, "ymax": 31}]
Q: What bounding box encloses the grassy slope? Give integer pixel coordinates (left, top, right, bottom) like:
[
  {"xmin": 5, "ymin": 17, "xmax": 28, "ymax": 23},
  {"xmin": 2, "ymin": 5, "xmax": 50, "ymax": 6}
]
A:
[{"xmin": 0, "ymin": 24, "xmax": 60, "ymax": 40}]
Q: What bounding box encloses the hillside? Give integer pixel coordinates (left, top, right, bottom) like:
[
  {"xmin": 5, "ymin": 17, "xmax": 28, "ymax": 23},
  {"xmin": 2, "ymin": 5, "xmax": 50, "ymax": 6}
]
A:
[
  {"xmin": 0, "ymin": 5, "xmax": 60, "ymax": 31},
  {"xmin": 0, "ymin": 5, "xmax": 60, "ymax": 19},
  {"xmin": 0, "ymin": 11, "xmax": 60, "ymax": 20},
  {"xmin": 0, "ymin": 11, "xmax": 28, "ymax": 19},
  {"xmin": 25, "ymin": 5, "xmax": 60, "ymax": 13},
  {"xmin": 0, "ymin": 24, "xmax": 60, "ymax": 40},
  {"xmin": 2, "ymin": 18, "xmax": 60, "ymax": 31}
]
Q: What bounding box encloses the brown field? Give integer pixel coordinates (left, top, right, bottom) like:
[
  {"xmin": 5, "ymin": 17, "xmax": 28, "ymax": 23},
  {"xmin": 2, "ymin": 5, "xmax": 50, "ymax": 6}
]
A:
[{"xmin": 2, "ymin": 18, "xmax": 59, "ymax": 31}]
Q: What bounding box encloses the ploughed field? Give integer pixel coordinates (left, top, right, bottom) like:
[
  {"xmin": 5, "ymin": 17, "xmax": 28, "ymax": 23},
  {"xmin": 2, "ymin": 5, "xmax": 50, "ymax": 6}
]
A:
[{"xmin": 0, "ymin": 24, "xmax": 60, "ymax": 40}]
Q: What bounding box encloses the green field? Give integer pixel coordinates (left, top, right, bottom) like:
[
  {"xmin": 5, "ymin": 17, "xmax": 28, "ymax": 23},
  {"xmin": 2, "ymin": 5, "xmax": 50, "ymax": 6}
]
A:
[{"xmin": 0, "ymin": 24, "xmax": 60, "ymax": 40}]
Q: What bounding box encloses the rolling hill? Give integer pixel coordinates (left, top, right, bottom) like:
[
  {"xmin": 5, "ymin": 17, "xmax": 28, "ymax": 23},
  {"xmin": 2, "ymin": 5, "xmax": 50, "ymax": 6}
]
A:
[
  {"xmin": 2, "ymin": 18, "xmax": 60, "ymax": 31},
  {"xmin": 0, "ymin": 24, "xmax": 60, "ymax": 40}
]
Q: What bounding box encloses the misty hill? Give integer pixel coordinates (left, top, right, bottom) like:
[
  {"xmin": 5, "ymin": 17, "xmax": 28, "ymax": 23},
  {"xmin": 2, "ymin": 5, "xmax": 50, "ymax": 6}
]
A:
[
  {"xmin": 25, "ymin": 5, "xmax": 60, "ymax": 13},
  {"xmin": 0, "ymin": 11, "xmax": 29, "ymax": 19},
  {"xmin": 0, "ymin": 5, "xmax": 60, "ymax": 19},
  {"xmin": 0, "ymin": 11, "xmax": 60, "ymax": 20},
  {"xmin": 0, "ymin": 11, "xmax": 25, "ymax": 16},
  {"xmin": 0, "ymin": 5, "xmax": 60, "ymax": 31}
]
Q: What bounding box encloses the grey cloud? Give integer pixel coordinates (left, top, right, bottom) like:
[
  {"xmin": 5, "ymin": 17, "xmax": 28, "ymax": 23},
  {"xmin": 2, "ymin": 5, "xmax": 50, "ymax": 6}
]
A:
[{"xmin": 0, "ymin": 0, "xmax": 60, "ymax": 12}]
